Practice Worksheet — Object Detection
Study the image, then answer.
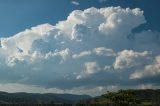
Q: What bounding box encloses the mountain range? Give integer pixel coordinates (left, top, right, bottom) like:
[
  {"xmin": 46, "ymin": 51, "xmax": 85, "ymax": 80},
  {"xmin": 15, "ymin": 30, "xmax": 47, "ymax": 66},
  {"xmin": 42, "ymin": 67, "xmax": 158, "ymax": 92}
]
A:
[{"xmin": 0, "ymin": 91, "xmax": 91, "ymax": 104}]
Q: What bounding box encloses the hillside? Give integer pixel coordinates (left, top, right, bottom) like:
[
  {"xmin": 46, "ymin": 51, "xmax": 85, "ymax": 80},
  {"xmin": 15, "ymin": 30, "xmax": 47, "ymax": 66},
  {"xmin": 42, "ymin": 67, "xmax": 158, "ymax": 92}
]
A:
[
  {"xmin": 78, "ymin": 89, "xmax": 160, "ymax": 106},
  {"xmin": 0, "ymin": 90, "xmax": 160, "ymax": 106},
  {"xmin": 0, "ymin": 91, "xmax": 91, "ymax": 104}
]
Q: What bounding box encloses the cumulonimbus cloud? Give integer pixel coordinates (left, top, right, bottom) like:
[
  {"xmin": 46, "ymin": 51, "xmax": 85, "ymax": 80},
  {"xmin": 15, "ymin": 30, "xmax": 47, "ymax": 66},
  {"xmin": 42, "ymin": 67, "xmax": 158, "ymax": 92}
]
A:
[{"xmin": 0, "ymin": 6, "xmax": 160, "ymax": 95}]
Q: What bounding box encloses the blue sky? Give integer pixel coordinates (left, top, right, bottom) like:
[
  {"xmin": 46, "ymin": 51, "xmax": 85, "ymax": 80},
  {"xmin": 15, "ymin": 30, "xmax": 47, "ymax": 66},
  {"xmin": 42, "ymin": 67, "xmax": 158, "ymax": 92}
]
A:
[
  {"xmin": 0, "ymin": 0, "xmax": 160, "ymax": 37},
  {"xmin": 0, "ymin": 0, "xmax": 160, "ymax": 96}
]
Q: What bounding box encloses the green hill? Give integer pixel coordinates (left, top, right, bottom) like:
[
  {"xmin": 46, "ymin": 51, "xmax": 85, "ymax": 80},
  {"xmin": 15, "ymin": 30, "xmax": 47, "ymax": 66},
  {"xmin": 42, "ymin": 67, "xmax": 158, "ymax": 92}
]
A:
[
  {"xmin": 78, "ymin": 89, "xmax": 160, "ymax": 106},
  {"xmin": 0, "ymin": 90, "xmax": 160, "ymax": 106}
]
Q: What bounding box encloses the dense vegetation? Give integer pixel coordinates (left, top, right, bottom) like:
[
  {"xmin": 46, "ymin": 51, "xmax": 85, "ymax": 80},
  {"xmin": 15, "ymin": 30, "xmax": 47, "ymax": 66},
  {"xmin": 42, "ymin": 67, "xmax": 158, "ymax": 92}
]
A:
[
  {"xmin": 0, "ymin": 89, "xmax": 160, "ymax": 106},
  {"xmin": 78, "ymin": 89, "xmax": 160, "ymax": 106}
]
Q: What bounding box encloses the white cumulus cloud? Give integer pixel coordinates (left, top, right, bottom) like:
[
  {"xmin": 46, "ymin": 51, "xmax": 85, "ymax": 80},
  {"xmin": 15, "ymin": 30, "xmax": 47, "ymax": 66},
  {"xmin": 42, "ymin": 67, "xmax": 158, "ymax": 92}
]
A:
[
  {"xmin": 0, "ymin": 6, "xmax": 159, "ymax": 95},
  {"xmin": 130, "ymin": 55, "xmax": 160, "ymax": 79},
  {"xmin": 114, "ymin": 50, "xmax": 152, "ymax": 70}
]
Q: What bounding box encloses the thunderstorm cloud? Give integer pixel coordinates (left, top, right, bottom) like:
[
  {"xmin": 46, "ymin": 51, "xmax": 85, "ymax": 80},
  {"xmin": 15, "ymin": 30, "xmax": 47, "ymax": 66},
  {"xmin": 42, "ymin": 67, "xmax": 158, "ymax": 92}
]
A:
[{"xmin": 0, "ymin": 7, "xmax": 160, "ymax": 96}]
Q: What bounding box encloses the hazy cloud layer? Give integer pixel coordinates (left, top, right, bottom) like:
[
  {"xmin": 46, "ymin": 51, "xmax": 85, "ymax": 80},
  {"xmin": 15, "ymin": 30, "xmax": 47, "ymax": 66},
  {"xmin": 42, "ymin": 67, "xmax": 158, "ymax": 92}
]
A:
[{"xmin": 0, "ymin": 6, "xmax": 160, "ymax": 95}]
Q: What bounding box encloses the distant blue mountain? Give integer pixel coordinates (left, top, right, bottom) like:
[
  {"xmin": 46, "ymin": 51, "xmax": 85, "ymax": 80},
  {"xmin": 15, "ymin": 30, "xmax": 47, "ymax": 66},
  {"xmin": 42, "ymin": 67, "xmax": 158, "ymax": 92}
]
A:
[{"xmin": 0, "ymin": 91, "xmax": 91, "ymax": 104}]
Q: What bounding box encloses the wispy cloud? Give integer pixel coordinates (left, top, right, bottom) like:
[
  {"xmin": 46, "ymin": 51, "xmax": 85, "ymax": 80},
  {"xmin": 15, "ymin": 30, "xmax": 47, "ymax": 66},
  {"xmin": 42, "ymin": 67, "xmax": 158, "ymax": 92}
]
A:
[
  {"xmin": 71, "ymin": 1, "xmax": 79, "ymax": 5},
  {"xmin": 98, "ymin": 0, "xmax": 107, "ymax": 3}
]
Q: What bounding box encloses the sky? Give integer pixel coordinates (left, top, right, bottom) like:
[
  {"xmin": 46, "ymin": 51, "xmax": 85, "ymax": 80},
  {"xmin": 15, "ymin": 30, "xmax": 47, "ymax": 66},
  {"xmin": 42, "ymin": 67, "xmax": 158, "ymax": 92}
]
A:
[{"xmin": 0, "ymin": 0, "xmax": 160, "ymax": 96}]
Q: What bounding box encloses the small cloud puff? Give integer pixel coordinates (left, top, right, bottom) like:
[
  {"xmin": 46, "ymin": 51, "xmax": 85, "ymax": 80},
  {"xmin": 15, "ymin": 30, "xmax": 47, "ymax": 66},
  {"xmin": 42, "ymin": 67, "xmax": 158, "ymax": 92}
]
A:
[
  {"xmin": 71, "ymin": 1, "xmax": 79, "ymax": 5},
  {"xmin": 98, "ymin": 0, "xmax": 107, "ymax": 3}
]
